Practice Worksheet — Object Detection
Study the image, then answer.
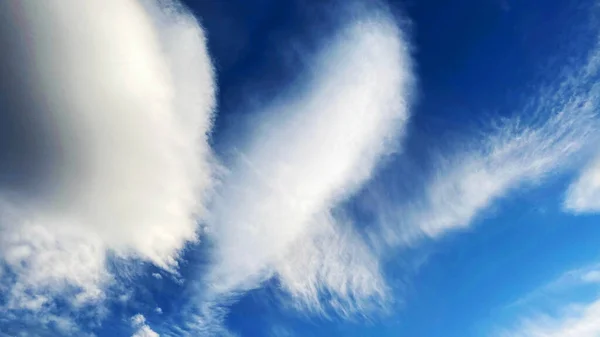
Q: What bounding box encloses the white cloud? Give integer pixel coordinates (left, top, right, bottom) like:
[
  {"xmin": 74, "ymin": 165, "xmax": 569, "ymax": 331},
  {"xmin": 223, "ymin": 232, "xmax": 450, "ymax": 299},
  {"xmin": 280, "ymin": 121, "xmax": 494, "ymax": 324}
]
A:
[
  {"xmin": 202, "ymin": 8, "xmax": 412, "ymax": 319},
  {"xmin": 498, "ymin": 299, "xmax": 600, "ymax": 337},
  {"xmin": 565, "ymin": 157, "xmax": 600, "ymax": 212},
  {"xmin": 132, "ymin": 314, "xmax": 147, "ymax": 327},
  {"xmin": 493, "ymin": 259, "xmax": 600, "ymax": 337},
  {"xmin": 275, "ymin": 214, "xmax": 388, "ymax": 317},
  {"xmin": 413, "ymin": 107, "xmax": 595, "ymax": 240},
  {"xmin": 0, "ymin": 224, "xmax": 107, "ymax": 310},
  {"xmin": 563, "ymin": 36, "xmax": 600, "ymax": 213},
  {"xmin": 504, "ymin": 262, "xmax": 600, "ymax": 311},
  {"xmin": 375, "ymin": 38, "xmax": 600, "ymax": 246},
  {"xmin": 497, "ymin": 262, "xmax": 600, "ymax": 337},
  {"xmin": 133, "ymin": 326, "xmax": 160, "ymax": 337},
  {"xmin": 131, "ymin": 314, "xmax": 160, "ymax": 337},
  {"xmin": 0, "ymin": 0, "xmax": 214, "ymax": 317},
  {"xmin": 581, "ymin": 269, "xmax": 600, "ymax": 283}
]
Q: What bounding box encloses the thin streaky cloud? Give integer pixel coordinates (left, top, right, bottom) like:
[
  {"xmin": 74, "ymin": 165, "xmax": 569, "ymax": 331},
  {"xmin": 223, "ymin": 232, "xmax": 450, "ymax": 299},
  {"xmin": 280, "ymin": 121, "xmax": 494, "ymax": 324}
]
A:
[
  {"xmin": 504, "ymin": 262, "xmax": 600, "ymax": 311},
  {"xmin": 564, "ymin": 36, "xmax": 600, "ymax": 214},
  {"xmin": 131, "ymin": 314, "xmax": 160, "ymax": 337},
  {"xmin": 497, "ymin": 299, "xmax": 600, "ymax": 337},
  {"xmin": 565, "ymin": 157, "xmax": 600, "ymax": 212},
  {"xmin": 197, "ymin": 6, "xmax": 413, "ymax": 328}
]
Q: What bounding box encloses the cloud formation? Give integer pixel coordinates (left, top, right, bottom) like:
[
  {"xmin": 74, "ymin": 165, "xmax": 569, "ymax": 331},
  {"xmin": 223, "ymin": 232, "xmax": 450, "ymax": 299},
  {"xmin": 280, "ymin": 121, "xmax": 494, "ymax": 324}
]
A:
[
  {"xmin": 565, "ymin": 158, "xmax": 600, "ymax": 212},
  {"xmin": 563, "ymin": 37, "xmax": 600, "ymax": 214},
  {"xmin": 0, "ymin": 0, "xmax": 214, "ymax": 319},
  {"xmin": 1, "ymin": 0, "xmax": 598, "ymax": 335},
  {"xmin": 499, "ymin": 299, "xmax": 600, "ymax": 337},
  {"xmin": 204, "ymin": 8, "xmax": 413, "ymax": 318},
  {"xmin": 131, "ymin": 314, "xmax": 159, "ymax": 337},
  {"xmin": 408, "ymin": 106, "xmax": 595, "ymax": 240},
  {"xmin": 497, "ymin": 263, "xmax": 600, "ymax": 337},
  {"xmin": 375, "ymin": 36, "xmax": 600, "ymax": 246}
]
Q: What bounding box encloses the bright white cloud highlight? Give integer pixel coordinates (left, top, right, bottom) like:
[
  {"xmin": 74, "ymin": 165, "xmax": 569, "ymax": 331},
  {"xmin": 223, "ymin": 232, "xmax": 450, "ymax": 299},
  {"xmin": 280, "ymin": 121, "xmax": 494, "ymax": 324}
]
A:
[
  {"xmin": 499, "ymin": 299, "xmax": 600, "ymax": 337},
  {"xmin": 0, "ymin": 0, "xmax": 214, "ymax": 314},
  {"xmin": 204, "ymin": 10, "xmax": 412, "ymax": 317}
]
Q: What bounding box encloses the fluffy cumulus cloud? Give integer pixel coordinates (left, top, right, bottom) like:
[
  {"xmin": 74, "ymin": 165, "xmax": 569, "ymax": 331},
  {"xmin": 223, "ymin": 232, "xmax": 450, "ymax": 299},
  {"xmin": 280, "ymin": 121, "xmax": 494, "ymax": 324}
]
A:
[
  {"xmin": 2, "ymin": 0, "xmax": 600, "ymax": 335},
  {"xmin": 202, "ymin": 8, "xmax": 413, "ymax": 318},
  {"xmin": 0, "ymin": 0, "xmax": 214, "ymax": 318}
]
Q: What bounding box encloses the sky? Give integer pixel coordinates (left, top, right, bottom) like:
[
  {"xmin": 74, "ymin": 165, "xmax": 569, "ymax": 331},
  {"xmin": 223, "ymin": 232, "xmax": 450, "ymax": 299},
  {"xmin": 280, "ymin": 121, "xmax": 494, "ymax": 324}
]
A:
[{"xmin": 0, "ymin": 0, "xmax": 600, "ymax": 336}]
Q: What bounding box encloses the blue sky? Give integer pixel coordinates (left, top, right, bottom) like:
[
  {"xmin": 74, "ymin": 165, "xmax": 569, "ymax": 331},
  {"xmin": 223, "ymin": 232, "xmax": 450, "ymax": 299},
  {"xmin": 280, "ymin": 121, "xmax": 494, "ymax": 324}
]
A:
[{"xmin": 1, "ymin": 0, "xmax": 600, "ymax": 336}]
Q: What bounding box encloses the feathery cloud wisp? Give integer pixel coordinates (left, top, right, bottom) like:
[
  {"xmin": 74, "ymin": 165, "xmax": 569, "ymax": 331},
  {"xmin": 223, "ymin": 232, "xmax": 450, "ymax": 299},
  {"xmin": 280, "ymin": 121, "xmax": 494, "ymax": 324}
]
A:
[
  {"xmin": 498, "ymin": 299, "xmax": 600, "ymax": 337},
  {"xmin": 204, "ymin": 9, "xmax": 413, "ymax": 317},
  {"xmin": 565, "ymin": 158, "xmax": 600, "ymax": 213}
]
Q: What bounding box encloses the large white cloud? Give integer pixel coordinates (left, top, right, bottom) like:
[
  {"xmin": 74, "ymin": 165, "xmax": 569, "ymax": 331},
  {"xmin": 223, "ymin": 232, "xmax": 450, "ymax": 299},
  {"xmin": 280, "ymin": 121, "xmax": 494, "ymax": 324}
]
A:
[
  {"xmin": 0, "ymin": 0, "xmax": 214, "ymax": 315},
  {"xmin": 203, "ymin": 9, "xmax": 413, "ymax": 318},
  {"xmin": 565, "ymin": 158, "xmax": 600, "ymax": 212}
]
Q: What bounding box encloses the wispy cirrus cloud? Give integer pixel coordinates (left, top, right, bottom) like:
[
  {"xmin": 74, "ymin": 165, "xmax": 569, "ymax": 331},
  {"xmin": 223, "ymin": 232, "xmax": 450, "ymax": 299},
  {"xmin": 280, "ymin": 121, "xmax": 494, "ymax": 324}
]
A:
[
  {"xmin": 200, "ymin": 4, "xmax": 413, "ymax": 322},
  {"xmin": 374, "ymin": 31, "xmax": 600, "ymax": 247},
  {"xmin": 2, "ymin": 0, "xmax": 599, "ymax": 336},
  {"xmin": 0, "ymin": 0, "xmax": 215, "ymax": 327},
  {"xmin": 498, "ymin": 299, "xmax": 600, "ymax": 337},
  {"xmin": 565, "ymin": 158, "xmax": 600, "ymax": 213}
]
